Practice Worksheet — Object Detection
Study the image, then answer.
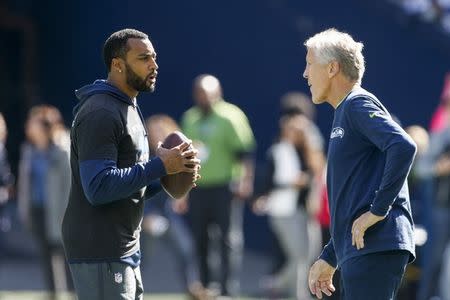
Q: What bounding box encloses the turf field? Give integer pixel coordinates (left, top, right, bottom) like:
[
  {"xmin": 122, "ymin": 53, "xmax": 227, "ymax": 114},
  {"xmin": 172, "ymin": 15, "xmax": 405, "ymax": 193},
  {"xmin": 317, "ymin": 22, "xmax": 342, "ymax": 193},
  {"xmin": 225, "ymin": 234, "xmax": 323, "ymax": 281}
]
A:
[{"xmin": 0, "ymin": 291, "xmax": 262, "ymax": 299}]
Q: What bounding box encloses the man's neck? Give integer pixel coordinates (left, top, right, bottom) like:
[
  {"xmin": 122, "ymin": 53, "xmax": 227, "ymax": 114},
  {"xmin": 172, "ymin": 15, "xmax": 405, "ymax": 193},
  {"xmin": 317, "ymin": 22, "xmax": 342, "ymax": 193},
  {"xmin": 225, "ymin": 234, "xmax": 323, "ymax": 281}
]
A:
[
  {"xmin": 328, "ymin": 79, "xmax": 359, "ymax": 109},
  {"xmin": 106, "ymin": 75, "xmax": 138, "ymax": 99},
  {"xmin": 199, "ymin": 106, "xmax": 212, "ymax": 117},
  {"xmin": 199, "ymin": 98, "xmax": 220, "ymax": 116}
]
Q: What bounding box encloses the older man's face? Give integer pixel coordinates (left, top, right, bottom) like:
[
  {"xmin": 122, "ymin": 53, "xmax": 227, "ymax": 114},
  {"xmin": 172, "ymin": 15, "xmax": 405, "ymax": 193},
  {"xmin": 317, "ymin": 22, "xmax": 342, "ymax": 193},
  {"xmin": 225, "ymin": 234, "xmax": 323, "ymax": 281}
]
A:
[{"xmin": 303, "ymin": 49, "xmax": 331, "ymax": 105}]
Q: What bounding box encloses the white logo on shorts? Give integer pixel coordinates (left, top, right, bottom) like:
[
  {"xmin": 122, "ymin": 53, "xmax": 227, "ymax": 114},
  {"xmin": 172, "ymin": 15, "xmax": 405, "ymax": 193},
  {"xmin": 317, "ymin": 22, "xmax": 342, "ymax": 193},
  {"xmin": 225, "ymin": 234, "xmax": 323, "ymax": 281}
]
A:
[{"xmin": 114, "ymin": 272, "xmax": 123, "ymax": 284}]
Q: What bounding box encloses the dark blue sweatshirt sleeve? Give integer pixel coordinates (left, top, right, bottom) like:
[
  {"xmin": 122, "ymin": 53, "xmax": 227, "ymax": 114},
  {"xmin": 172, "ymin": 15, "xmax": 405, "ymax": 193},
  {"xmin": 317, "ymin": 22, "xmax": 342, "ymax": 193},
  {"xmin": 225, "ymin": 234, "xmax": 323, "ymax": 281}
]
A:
[
  {"xmin": 79, "ymin": 158, "xmax": 166, "ymax": 205},
  {"xmin": 347, "ymin": 98, "xmax": 417, "ymax": 216},
  {"xmin": 76, "ymin": 108, "xmax": 166, "ymax": 206},
  {"xmin": 319, "ymin": 238, "xmax": 337, "ymax": 268},
  {"xmin": 145, "ymin": 179, "xmax": 163, "ymax": 199}
]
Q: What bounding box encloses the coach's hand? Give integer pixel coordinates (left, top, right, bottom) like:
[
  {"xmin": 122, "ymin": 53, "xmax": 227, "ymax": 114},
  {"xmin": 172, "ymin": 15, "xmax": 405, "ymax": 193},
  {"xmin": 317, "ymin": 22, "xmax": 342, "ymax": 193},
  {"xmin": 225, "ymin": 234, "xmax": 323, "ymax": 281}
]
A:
[
  {"xmin": 308, "ymin": 259, "xmax": 336, "ymax": 299},
  {"xmin": 351, "ymin": 211, "xmax": 385, "ymax": 250}
]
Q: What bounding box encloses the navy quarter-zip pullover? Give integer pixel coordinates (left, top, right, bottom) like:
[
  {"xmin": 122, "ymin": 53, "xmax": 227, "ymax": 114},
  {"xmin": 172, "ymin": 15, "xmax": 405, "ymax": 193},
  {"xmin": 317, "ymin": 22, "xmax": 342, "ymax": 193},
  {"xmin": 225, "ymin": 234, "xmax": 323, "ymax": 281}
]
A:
[{"xmin": 319, "ymin": 87, "xmax": 417, "ymax": 267}]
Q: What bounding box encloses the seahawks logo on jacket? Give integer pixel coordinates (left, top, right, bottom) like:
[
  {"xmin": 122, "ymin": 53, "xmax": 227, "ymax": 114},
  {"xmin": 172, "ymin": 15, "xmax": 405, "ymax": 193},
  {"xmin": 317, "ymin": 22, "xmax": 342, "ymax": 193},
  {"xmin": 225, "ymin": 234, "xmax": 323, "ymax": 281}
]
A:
[{"xmin": 330, "ymin": 127, "xmax": 345, "ymax": 139}]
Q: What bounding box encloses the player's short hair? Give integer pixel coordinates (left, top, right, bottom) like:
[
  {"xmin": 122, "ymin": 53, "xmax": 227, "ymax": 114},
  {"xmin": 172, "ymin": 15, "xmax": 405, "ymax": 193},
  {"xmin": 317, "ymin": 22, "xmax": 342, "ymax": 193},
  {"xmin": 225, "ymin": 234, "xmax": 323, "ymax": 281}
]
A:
[
  {"xmin": 103, "ymin": 28, "xmax": 149, "ymax": 72},
  {"xmin": 304, "ymin": 28, "xmax": 365, "ymax": 84}
]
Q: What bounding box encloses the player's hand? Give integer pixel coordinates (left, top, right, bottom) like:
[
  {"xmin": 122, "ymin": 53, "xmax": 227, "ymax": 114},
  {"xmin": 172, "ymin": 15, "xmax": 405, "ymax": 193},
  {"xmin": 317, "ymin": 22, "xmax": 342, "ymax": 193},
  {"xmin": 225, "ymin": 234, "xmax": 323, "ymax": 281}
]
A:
[
  {"xmin": 351, "ymin": 211, "xmax": 385, "ymax": 250},
  {"xmin": 156, "ymin": 141, "xmax": 201, "ymax": 174},
  {"xmin": 192, "ymin": 165, "xmax": 201, "ymax": 188},
  {"xmin": 308, "ymin": 259, "xmax": 336, "ymax": 299}
]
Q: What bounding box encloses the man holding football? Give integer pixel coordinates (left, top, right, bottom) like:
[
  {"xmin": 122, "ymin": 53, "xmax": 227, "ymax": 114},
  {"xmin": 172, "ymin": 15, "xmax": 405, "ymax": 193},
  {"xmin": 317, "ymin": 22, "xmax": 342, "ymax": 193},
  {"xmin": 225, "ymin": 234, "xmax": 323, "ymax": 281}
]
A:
[{"xmin": 62, "ymin": 28, "xmax": 200, "ymax": 300}]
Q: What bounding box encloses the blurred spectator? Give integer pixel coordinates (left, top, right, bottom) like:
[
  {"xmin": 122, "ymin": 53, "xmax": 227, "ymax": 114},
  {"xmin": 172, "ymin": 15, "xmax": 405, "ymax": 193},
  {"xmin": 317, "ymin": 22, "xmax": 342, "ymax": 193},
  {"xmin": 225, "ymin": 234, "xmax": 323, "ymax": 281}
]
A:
[
  {"xmin": 400, "ymin": 0, "xmax": 442, "ymax": 21},
  {"xmin": 253, "ymin": 114, "xmax": 319, "ymax": 299},
  {"xmin": 181, "ymin": 74, "xmax": 256, "ymax": 297},
  {"xmin": 280, "ymin": 91, "xmax": 324, "ymax": 151},
  {"xmin": 416, "ymin": 75, "xmax": 450, "ymax": 300},
  {"xmin": 0, "ymin": 112, "xmax": 14, "ymax": 255},
  {"xmin": 429, "ymin": 72, "xmax": 450, "ymax": 133},
  {"xmin": 280, "ymin": 92, "xmax": 325, "ymax": 257},
  {"xmin": 17, "ymin": 104, "xmax": 72, "ymax": 299},
  {"xmin": 417, "ymin": 99, "xmax": 450, "ymax": 299},
  {"xmin": 406, "ymin": 125, "xmax": 431, "ymax": 229},
  {"xmin": 142, "ymin": 114, "xmax": 212, "ymax": 300},
  {"xmin": 278, "ymin": 91, "xmax": 327, "ymax": 298},
  {"xmin": 400, "ymin": 125, "xmax": 432, "ymax": 300},
  {"xmin": 393, "ymin": 0, "xmax": 450, "ymax": 34}
]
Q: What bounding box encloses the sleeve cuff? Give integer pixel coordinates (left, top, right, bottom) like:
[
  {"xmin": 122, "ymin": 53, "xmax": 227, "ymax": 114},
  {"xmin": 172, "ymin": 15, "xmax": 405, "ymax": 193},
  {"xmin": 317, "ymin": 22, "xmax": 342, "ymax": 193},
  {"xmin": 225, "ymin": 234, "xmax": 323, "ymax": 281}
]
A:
[
  {"xmin": 319, "ymin": 244, "xmax": 337, "ymax": 268},
  {"xmin": 145, "ymin": 179, "xmax": 163, "ymax": 199},
  {"xmin": 144, "ymin": 157, "xmax": 167, "ymax": 179},
  {"xmin": 370, "ymin": 203, "xmax": 391, "ymax": 217}
]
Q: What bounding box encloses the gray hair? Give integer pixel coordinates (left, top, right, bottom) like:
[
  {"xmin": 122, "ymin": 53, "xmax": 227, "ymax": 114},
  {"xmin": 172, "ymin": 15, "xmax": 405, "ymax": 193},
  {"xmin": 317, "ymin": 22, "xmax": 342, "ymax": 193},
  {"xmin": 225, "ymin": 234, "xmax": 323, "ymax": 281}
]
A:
[{"xmin": 304, "ymin": 28, "xmax": 365, "ymax": 84}]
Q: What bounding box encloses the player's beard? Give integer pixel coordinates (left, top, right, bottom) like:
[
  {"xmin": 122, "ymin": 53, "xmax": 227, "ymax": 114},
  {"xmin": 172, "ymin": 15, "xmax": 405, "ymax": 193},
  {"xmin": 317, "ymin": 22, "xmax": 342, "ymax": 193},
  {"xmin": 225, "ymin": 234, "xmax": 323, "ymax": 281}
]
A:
[{"xmin": 125, "ymin": 63, "xmax": 155, "ymax": 93}]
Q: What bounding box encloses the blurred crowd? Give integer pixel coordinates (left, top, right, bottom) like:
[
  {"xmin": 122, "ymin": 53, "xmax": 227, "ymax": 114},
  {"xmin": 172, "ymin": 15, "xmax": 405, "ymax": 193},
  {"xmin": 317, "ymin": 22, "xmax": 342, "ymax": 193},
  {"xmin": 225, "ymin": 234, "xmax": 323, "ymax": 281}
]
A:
[
  {"xmin": 0, "ymin": 73, "xmax": 449, "ymax": 300},
  {"xmin": 391, "ymin": 0, "xmax": 450, "ymax": 33},
  {"xmin": 1, "ymin": 1, "xmax": 450, "ymax": 300}
]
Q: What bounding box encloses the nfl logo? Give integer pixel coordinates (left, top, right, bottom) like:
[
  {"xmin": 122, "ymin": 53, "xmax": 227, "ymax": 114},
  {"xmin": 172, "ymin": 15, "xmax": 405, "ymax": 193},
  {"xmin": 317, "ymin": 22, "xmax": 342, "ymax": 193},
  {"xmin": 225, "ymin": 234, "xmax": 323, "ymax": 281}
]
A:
[{"xmin": 114, "ymin": 272, "xmax": 123, "ymax": 284}]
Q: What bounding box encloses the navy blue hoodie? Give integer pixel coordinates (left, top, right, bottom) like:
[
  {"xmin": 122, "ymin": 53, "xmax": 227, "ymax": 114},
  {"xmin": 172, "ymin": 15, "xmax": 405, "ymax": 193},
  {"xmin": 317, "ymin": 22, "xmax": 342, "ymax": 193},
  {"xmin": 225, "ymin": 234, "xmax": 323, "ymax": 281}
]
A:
[
  {"xmin": 319, "ymin": 87, "xmax": 417, "ymax": 268},
  {"xmin": 62, "ymin": 80, "xmax": 165, "ymax": 266}
]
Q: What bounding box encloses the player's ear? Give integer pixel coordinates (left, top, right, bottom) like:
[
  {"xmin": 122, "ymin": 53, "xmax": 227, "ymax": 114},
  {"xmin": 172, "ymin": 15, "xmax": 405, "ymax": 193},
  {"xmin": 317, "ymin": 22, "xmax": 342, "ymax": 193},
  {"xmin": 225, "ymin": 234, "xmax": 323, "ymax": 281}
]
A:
[
  {"xmin": 328, "ymin": 61, "xmax": 340, "ymax": 78},
  {"xmin": 111, "ymin": 57, "xmax": 125, "ymax": 74}
]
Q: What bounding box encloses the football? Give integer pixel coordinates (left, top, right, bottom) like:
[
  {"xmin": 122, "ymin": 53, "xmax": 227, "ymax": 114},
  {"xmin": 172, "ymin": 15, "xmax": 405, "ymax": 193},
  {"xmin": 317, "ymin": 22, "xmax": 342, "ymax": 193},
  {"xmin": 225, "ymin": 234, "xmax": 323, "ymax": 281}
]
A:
[{"xmin": 160, "ymin": 131, "xmax": 195, "ymax": 199}]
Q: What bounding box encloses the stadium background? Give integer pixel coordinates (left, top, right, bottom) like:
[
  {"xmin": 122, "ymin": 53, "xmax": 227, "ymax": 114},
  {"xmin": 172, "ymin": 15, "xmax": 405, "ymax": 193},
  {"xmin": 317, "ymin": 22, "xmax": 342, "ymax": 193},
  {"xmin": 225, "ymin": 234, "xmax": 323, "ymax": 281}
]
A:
[{"xmin": 1, "ymin": 0, "xmax": 449, "ymax": 298}]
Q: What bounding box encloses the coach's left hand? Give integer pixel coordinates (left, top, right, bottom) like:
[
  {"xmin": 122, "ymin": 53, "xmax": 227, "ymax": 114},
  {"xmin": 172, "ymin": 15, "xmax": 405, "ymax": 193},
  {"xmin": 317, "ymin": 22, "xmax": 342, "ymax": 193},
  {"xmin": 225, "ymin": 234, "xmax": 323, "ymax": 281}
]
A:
[{"xmin": 351, "ymin": 211, "xmax": 385, "ymax": 250}]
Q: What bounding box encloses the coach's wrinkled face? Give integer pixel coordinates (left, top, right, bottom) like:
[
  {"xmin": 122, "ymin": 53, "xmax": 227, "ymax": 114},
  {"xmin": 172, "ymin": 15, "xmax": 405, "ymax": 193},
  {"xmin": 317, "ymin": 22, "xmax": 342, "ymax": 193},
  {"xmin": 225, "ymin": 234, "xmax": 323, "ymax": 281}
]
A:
[{"xmin": 303, "ymin": 48, "xmax": 330, "ymax": 105}]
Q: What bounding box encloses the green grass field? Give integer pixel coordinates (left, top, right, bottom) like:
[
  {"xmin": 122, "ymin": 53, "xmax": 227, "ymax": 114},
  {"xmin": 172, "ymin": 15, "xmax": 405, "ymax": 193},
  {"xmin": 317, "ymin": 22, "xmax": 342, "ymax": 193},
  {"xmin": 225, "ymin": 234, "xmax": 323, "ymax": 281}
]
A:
[{"xmin": 0, "ymin": 291, "xmax": 262, "ymax": 300}]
